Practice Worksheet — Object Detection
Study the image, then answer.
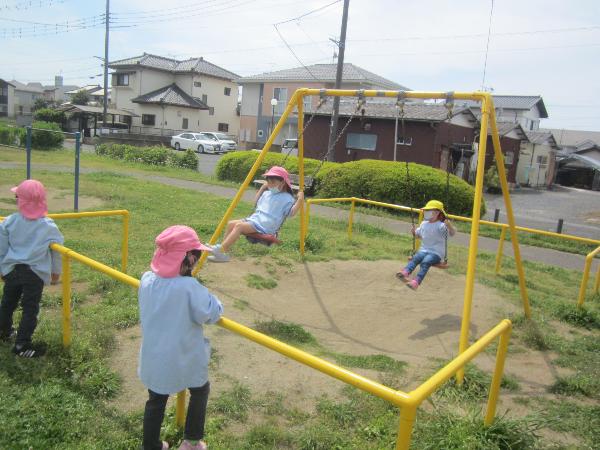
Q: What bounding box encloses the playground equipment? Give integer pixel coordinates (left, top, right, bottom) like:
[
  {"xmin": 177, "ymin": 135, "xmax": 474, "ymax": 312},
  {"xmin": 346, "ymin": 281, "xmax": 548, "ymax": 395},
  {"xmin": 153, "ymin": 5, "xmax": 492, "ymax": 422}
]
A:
[{"xmin": 194, "ymin": 88, "xmax": 530, "ymax": 386}]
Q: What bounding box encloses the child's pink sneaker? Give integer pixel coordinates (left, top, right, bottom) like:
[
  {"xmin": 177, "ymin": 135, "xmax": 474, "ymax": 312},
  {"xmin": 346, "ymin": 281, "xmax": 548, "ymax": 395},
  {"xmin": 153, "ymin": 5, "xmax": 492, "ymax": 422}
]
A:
[
  {"xmin": 396, "ymin": 269, "xmax": 410, "ymax": 281},
  {"xmin": 178, "ymin": 440, "xmax": 207, "ymax": 450},
  {"xmin": 406, "ymin": 279, "xmax": 420, "ymax": 290}
]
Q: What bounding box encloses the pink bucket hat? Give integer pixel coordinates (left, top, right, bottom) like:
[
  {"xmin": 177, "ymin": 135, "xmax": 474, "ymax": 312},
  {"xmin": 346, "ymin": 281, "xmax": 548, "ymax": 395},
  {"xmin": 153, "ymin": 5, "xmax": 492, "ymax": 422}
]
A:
[
  {"xmin": 10, "ymin": 179, "xmax": 48, "ymax": 220},
  {"xmin": 150, "ymin": 225, "xmax": 212, "ymax": 278},
  {"xmin": 263, "ymin": 166, "xmax": 292, "ymax": 189}
]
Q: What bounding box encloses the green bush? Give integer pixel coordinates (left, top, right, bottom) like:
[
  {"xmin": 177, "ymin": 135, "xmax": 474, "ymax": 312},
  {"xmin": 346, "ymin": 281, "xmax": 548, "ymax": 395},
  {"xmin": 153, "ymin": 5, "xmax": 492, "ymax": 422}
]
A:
[
  {"xmin": 216, "ymin": 152, "xmax": 483, "ymax": 216},
  {"xmin": 31, "ymin": 121, "xmax": 64, "ymax": 149},
  {"xmin": 33, "ymin": 108, "xmax": 66, "ymax": 127},
  {"xmin": 95, "ymin": 142, "xmax": 197, "ymax": 170},
  {"xmin": 484, "ymin": 165, "xmax": 501, "ymax": 194},
  {"xmin": 0, "ymin": 122, "xmax": 25, "ymax": 146},
  {"xmin": 168, "ymin": 149, "xmax": 198, "ymax": 170}
]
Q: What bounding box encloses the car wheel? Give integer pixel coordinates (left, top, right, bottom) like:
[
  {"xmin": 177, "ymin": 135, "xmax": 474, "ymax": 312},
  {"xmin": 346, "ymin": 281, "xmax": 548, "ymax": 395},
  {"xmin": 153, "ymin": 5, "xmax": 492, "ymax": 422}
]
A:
[
  {"xmin": 197, "ymin": 145, "xmax": 205, "ymax": 154},
  {"xmin": 174, "ymin": 142, "xmax": 180, "ymax": 150}
]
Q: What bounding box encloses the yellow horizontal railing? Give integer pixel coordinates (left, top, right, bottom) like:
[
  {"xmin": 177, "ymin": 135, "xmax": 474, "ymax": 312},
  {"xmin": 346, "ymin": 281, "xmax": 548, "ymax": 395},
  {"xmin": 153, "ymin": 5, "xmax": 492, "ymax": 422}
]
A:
[
  {"xmin": 0, "ymin": 209, "xmax": 130, "ymax": 273},
  {"xmin": 49, "ymin": 242, "xmax": 512, "ymax": 449}
]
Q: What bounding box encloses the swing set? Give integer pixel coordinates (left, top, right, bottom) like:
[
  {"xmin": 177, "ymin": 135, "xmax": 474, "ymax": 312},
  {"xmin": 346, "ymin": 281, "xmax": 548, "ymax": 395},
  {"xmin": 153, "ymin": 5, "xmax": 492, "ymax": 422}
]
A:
[{"xmin": 195, "ymin": 88, "xmax": 532, "ymax": 383}]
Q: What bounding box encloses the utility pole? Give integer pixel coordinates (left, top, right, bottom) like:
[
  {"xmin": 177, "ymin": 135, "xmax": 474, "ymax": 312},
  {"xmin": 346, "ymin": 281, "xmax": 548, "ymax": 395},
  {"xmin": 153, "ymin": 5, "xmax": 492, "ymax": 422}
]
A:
[
  {"xmin": 326, "ymin": 0, "xmax": 350, "ymax": 162},
  {"xmin": 103, "ymin": 0, "xmax": 110, "ymax": 126}
]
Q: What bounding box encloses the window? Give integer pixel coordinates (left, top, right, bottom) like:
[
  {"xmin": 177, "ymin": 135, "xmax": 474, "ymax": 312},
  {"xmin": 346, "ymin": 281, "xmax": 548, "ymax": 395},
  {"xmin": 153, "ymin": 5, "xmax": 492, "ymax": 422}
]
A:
[
  {"xmin": 1, "ymin": 87, "xmax": 7, "ymax": 95},
  {"xmin": 257, "ymin": 129, "xmax": 264, "ymax": 138},
  {"xmin": 209, "ymin": 107, "xmax": 214, "ymax": 116},
  {"xmin": 224, "ymin": 87, "xmax": 231, "ymax": 96},
  {"xmin": 273, "ymin": 87, "xmax": 287, "ymax": 114},
  {"xmin": 142, "ymin": 114, "xmax": 156, "ymax": 126},
  {"xmin": 18, "ymin": 105, "xmax": 24, "ymax": 114},
  {"xmin": 115, "ymin": 73, "xmax": 129, "ymax": 86},
  {"xmin": 182, "ymin": 118, "xmax": 188, "ymax": 129},
  {"xmin": 194, "ymin": 81, "xmax": 201, "ymax": 88},
  {"xmin": 504, "ymin": 151, "xmax": 514, "ymax": 165},
  {"xmin": 202, "ymin": 94, "xmax": 208, "ymax": 104},
  {"xmin": 218, "ymin": 123, "xmax": 229, "ymax": 132},
  {"xmin": 397, "ymin": 136, "xmax": 413, "ymax": 146},
  {"xmin": 536, "ymin": 155, "xmax": 548, "ymax": 166},
  {"xmin": 303, "ymin": 95, "xmax": 311, "ymax": 111},
  {"xmin": 346, "ymin": 133, "xmax": 377, "ymax": 151}
]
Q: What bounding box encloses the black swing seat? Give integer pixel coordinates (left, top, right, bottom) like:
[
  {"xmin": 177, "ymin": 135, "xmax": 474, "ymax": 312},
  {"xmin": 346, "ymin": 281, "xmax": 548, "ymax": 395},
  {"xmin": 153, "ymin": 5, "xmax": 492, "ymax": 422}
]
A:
[{"xmin": 245, "ymin": 232, "xmax": 282, "ymax": 246}]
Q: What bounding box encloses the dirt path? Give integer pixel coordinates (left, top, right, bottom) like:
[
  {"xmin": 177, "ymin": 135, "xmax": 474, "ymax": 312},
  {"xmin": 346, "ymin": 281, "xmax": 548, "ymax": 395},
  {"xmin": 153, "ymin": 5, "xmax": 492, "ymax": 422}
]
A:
[{"xmin": 109, "ymin": 258, "xmax": 563, "ymax": 415}]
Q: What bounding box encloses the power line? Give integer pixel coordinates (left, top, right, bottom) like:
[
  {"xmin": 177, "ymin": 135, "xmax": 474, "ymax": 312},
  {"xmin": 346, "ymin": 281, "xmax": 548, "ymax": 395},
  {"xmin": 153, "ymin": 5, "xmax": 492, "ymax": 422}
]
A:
[
  {"xmin": 1, "ymin": 0, "xmax": 67, "ymax": 10},
  {"xmin": 274, "ymin": 0, "xmax": 341, "ymax": 26},
  {"xmin": 481, "ymin": 0, "xmax": 494, "ymax": 90},
  {"xmin": 273, "ymin": 24, "xmax": 320, "ymax": 80}
]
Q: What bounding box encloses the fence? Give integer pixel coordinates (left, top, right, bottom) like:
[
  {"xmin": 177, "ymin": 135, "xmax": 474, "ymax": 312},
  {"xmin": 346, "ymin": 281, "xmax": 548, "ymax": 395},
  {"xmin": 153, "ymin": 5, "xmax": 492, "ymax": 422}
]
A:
[{"xmin": 49, "ymin": 241, "xmax": 512, "ymax": 450}]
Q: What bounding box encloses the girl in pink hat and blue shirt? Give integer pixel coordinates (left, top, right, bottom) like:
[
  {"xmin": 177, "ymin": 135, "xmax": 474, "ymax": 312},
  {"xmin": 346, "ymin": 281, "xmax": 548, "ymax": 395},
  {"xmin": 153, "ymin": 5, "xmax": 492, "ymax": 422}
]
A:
[
  {"xmin": 209, "ymin": 166, "xmax": 304, "ymax": 262},
  {"xmin": 139, "ymin": 225, "xmax": 223, "ymax": 450},
  {"xmin": 0, "ymin": 179, "xmax": 63, "ymax": 358}
]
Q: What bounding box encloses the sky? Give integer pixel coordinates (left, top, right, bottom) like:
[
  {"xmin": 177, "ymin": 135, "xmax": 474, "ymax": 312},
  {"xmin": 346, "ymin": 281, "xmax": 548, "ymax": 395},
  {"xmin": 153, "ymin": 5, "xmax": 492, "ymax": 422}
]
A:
[{"xmin": 2, "ymin": 0, "xmax": 599, "ymax": 131}]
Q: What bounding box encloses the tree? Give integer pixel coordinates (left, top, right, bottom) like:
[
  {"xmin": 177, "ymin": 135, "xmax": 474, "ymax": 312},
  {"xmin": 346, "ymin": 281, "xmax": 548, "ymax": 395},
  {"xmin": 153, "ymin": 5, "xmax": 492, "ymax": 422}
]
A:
[
  {"xmin": 32, "ymin": 98, "xmax": 49, "ymax": 111},
  {"xmin": 71, "ymin": 90, "xmax": 89, "ymax": 105}
]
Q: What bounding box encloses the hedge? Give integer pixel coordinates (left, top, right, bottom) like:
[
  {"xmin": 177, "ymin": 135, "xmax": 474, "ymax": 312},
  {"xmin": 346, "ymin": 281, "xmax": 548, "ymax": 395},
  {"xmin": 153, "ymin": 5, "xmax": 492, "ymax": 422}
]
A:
[
  {"xmin": 95, "ymin": 143, "xmax": 198, "ymax": 170},
  {"xmin": 0, "ymin": 121, "xmax": 63, "ymax": 149},
  {"xmin": 216, "ymin": 151, "xmax": 484, "ymax": 216},
  {"xmin": 33, "ymin": 108, "xmax": 66, "ymax": 126},
  {"xmin": 0, "ymin": 122, "xmax": 25, "ymax": 146}
]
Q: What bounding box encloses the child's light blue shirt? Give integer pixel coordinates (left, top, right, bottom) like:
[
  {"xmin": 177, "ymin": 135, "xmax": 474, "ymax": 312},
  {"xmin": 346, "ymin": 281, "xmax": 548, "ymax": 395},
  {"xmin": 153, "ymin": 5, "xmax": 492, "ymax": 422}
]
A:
[
  {"xmin": 138, "ymin": 271, "xmax": 223, "ymax": 395},
  {"xmin": 0, "ymin": 213, "xmax": 64, "ymax": 284},
  {"xmin": 246, "ymin": 190, "xmax": 294, "ymax": 235},
  {"xmin": 415, "ymin": 220, "xmax": 449, "ymax": 258}
]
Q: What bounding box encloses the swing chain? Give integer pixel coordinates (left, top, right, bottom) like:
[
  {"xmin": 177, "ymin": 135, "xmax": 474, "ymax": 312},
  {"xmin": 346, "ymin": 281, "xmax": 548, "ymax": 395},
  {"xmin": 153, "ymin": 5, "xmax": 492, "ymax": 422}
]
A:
[{"xmin": 323, "ymin": 90, "xmax": 366, "ymax": 161}]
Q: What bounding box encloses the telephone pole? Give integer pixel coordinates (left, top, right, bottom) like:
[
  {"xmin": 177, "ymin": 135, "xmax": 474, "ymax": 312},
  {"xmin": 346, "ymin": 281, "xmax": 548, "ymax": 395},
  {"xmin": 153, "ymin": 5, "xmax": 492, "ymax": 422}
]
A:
[
  {"xmin": 326, "ymin": 0, "xmax": 350, "ymax": 162},
  {"xmin": 103, "ymin": 0, "xmax": 110, "ymax": 126}
]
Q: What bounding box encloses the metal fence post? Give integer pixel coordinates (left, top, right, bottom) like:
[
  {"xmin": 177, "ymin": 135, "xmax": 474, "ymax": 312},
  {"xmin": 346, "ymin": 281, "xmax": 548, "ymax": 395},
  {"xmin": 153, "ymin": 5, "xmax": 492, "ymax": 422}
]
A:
[
  {"xmin": 493, "ymin": 208, "xmax": 500, "ymax": 222},
  {"xmin": 26, "ymin": 126, "xmax": 32, "ymax": 179},
  {"xmin": 556, "ymin": 219, "xmax": 563, "ymax": 234},
  {"xmin": 74, "ymin": 131, "xmax": 81, "ymax": 212},
  {"xmin": 62, "ymin": 253, "xmax": 72, "ymax": 348},
  {"xmin": 348, "ymin": 198, "xmax": 356, "ymax": 238},
  {"xmin": 485, "ymin": 324, "xmax": 511, "ymax": 425}
]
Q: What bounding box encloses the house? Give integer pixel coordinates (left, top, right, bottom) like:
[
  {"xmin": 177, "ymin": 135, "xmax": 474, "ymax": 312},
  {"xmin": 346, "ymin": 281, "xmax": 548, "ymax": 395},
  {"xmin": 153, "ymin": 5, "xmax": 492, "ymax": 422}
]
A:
[
  {"xmin": 108, "ymin": 53, "xmax": 239, "ymax": 136},
  {"xmin": 0, "ymin": 79, "xmax": 15, "ymax": 118},
  {"xmin": 478, "ymin": 122, "xmax": 527, "ymax": 185},
  {"xmin": 9, "ymin": 80, "xmax": 45, "ymax": 115},
  {"xmin": 42, "ymin": 76, "xmax": 79, "ymax": 104},
  {"xmin": 515, "ymin": 130, "xmax": 558, "ymax": 187},
  {"xmin": 464, "ymin": 95, "xmax": 548, "ymax": 132},
  {"xmin": 556, "ymin": 140, "xmax": 600, "ymax": 190},
  {"xmin": 65, "ymin": 85, "xmax": 105, "ymax": 103},
  {"xmin": 237, "ymin": 63, "xmax": 409, "ymax": 149}
]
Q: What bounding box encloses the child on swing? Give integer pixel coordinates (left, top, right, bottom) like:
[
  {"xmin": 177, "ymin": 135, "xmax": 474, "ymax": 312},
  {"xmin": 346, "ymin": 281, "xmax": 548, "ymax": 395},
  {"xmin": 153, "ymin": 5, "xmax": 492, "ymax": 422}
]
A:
[
  {"xmin": 139, "ymin": 225, "xmax": 223, "ymax": 450},
  {"xmin": 396, "ymin": 200, "xmax": 455, "ymax": 290},
  {"xmin": 208, "ymin": 166, "xmax": 304, "ymax": 263}
]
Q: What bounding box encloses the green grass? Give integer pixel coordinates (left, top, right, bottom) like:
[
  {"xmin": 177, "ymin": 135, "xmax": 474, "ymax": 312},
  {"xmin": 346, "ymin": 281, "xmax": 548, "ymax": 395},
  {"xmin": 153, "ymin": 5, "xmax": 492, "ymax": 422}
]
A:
[
  {"xmin": 0, "ymin": 156, "xmax": 598, "ymax": 449},
  {"xmin": 245, "ymin": 273, "xmax": 278, "ymax": 290}
]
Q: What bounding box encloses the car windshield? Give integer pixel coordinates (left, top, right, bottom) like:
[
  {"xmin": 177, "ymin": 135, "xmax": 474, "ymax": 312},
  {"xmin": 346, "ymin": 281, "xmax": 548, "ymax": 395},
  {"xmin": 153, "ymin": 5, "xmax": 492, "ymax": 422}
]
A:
[
  {"xmin": 214, "ymin": 133, "xmax": 232, "ymax": 140},
  {"xmin": 201, "ymin": 133, "xmax": 218, "ymax": 141}
]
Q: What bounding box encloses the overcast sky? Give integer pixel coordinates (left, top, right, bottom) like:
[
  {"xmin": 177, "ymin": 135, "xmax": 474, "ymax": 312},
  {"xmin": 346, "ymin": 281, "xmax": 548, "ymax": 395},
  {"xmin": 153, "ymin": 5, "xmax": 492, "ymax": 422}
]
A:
[{"xmin": 2, "ymin": 0, "xmax": 599, "ymax": 131}]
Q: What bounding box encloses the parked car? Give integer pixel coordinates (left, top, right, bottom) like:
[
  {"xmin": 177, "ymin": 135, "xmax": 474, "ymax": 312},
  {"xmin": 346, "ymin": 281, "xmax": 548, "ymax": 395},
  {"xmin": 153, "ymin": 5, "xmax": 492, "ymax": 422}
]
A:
[
  {"xmin": 282, "ymin": 138, "xmax": 298, "ymax": 156},
  {"xmin": 200, "ymin": 132, "xmax": 237, "ymax": 152},
  {"xmin": 170, "ymin": 133, "xmax": 221, "ymax": 154}
]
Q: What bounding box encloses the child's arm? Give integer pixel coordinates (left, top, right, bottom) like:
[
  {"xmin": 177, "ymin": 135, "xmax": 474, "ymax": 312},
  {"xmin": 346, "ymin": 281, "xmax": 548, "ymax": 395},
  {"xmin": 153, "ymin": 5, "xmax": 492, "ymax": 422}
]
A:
[
  {"xmin": 445, "ymin": 219, "xmax": 456, "ymax": 237},
  {"xmin": 412, "ymin": 223, "xmax": 422, "ymax": 238},
  {"xmin": 48, "ymin": 221, "xmax": 64, "ymax": 284},
  {"xmin": 190, "ymin": 287, "xmax": 224, "ymax": 325},
  {"xmin": 288, "ymin": 191, "xmax": 304, "ymax": 217},
  {"xmin": 255, "ymin": 183, "xmax": 268, "ymax": 206}
]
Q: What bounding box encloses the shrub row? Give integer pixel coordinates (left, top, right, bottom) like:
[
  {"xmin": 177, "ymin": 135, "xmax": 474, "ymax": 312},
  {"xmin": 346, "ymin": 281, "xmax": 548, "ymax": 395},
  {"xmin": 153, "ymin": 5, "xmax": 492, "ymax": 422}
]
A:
[
  {"xmin": 216, "ymin": 151, "xmax": 483, "ymax": 216},
  {"xmin": 33, "ymin": 108, "xmax": 67, "ymax": 126},
  {"xmin": 95, "ymin": 143, "xmax": 198, "ymax": 170},
  {"xmin": 0, "ymin": 121, "xmax": 64, "ymax": 149}
]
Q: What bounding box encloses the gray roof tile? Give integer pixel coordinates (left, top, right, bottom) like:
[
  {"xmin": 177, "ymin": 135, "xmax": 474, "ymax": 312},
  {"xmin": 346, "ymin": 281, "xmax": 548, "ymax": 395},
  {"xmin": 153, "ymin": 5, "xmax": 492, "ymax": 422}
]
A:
[
  {"xmin": 238, "ymin": 63, "xmax": 407, "ymax": 90},
  {"xmin": 131, "ymin": 83, "xmax": 209, "ymax": 109},
  {"xmin": 462, "ymin": 95, "xmax": 548, "ymax": 118},
  {"xmin": 524, "ymin": 130, "xmax": 556, "ymax": 145}
]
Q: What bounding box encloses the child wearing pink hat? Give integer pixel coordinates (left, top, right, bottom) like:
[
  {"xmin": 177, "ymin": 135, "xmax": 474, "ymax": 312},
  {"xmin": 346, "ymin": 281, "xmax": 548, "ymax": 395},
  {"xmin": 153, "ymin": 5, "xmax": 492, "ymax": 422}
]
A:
[
  {"xmin": 209, "ymin": 166, "xmax": 304, "ymax": 262},
  {"xmin": 0, "ymin": 179, "xmax": 64, "ymax": 358},
  {"xmin": 139, "ymin": 225, "xmax": 223, "ymax": 450}
]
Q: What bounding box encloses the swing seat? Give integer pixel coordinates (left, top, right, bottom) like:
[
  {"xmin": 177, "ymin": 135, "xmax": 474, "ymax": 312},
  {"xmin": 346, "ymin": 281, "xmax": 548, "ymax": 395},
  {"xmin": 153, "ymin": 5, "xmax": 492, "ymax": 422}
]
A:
[
  {"xmin": 407, "ymin": 255, "xmax": 449, "ymax": 269},
  {"xmin": 245, "ymin": 232, "xmax": 282, "ymax": 246}
]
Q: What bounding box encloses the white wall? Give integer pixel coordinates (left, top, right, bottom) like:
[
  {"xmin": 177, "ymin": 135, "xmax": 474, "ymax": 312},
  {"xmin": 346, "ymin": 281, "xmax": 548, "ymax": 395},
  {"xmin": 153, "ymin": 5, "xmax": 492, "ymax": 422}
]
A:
[
  {"xmin": 189, "ymin": 74, "xmax": 239, "ymax": 134},
  {"xmin": 516, "ymin": 141, "xmax": 554, "ymax": 186}
]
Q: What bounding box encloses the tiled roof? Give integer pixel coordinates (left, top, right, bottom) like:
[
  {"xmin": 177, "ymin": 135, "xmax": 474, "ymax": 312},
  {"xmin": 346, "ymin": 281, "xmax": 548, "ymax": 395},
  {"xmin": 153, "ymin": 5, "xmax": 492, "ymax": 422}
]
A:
[
  {"xmin": 542, "ymin": 128, "xmax": 600, "ymax": 147},
  {"xmin": 66, "ymin": 85, "xmax": 102, "ymax": 94},
  {"xmin": 524, "ymin": 130, "xmax": 556, "ymax": 146},
  {"xmin": 10, "ymin": 79, "xmax": 44, "ymax": 93},
  {"xmin": 462, "ymin": 95, "xmax": 548, "ymax": 118},
  {"xmin": 109, "ymin": 53, "xmax": 239, "ymax": 80},
  {"xmin": 308, "ymin": 99, "xmax": 473, "ymax": 121},
  {"xmin": 131, "ymin": 83, "xmax": 209, "ymax": 109},
  {"xmin": 238, "ymin": 63, "xmax": 407, "ymax": 90},
  {"xmin": 489, "ymin": 121, "xmax": 528, "ymax": 139}
]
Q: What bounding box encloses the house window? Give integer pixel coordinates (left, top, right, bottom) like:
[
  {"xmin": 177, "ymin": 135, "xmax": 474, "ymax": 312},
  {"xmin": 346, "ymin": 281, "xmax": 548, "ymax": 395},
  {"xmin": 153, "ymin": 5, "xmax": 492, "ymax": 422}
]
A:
[
  {"xmin": 218, "ymin": 123, "xmax": 229, "ymax": 132},
  {"xmin": 346, "ymin": 133, "xmax": 377, "ymax": 151},
  {"xmin": 142, "ymin": 114, "xmax": 156, "ymax": 126},
  {"xmin": 194, "ymin": 81, "xmax": 201, "ymax": 88},
  {"xmin": 209, "ymin": 107, "xmax": 215, "ymax": 116},
  {"xmin": 115, "ymin": 73, "xmax": 129, "ymax": 86},
  {"xmin": 182, "ymin": 118, "xmax": 188, "ymax": 129},
  {"xmin": 273, "ymin": 87, "xmax": 287, "ymax": 114},
  {"xmin": 397, "ymin": 136, "xmax": 413, "ymax": 146},
  {"xmin": 202, "ymin": 94, "xmax": 208, "ymax": 104},
  {"xmin": 18, "ymin": 105, "xmax": 24, "ymax": 114},
  {"xmin": 303, "ymin": 95, "xmax": 311, "ymax": 111},
  {"xmin": 504, "ymin": 151, "xmax": 514, "ymax": 165},
  {"xmin": 224, "ymin": 87, "xmax": 231, "ymax": 96},
  {"xmin": 536, "ymin": 155, "xmax": 548, "ymax": 166}
]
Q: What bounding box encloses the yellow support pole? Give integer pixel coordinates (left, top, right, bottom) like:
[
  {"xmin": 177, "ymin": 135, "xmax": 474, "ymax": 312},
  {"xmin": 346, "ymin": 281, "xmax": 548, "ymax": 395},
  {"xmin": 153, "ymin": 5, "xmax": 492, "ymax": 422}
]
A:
[
  {"xmin": 595, "ymin": 262, "xmax": 600, "ymax": 294},
  {"xmin": 193, "ymin": 90, "xmax": 301, "ymax": 274},
  {"xmin": 484, "ymin": 323, "xmax": 511, "ymax": 425},
  {"xmin": 176, "ymin": 390, "xmax": 186, "ymax": 428},
  {"xmin": 348, "ymin": 198, "xmax": 356, "ymax": 238},
  {"xmin": 495, "ymin": 227, "xmax": 507, "ymax": 274},
  {"xmin": 577, "ymin": 246, "xmax": 600, "ymax": 308},
  {"xmin": 457, "ymin": 93, "xmax": 491, "ymax": 384},
  {"xmin": 396, "ymin": 404, "xmax": 418, "ymax": 450},
  {"xmin": 298, "ymin": 95, "xmax": 306, "ymax": 257},
  {"xmin": 489, "ymin": 106, "xmax": 530, "ymax": 319},
  {"xmin": 61, "ymin": 254, "xmax": 72, "ymax": 348},
  {"xmin": 121, "ymin": 211, "xmax": 129, "ymax": 273},
  {"xmin": 415, "ymin": 209, "xmax": 424, "ymax": 250}
]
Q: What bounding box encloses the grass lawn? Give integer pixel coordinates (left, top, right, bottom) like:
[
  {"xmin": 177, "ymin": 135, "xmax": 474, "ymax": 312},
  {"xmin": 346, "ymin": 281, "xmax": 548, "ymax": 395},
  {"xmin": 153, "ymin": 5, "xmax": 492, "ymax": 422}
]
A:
[{"xmin": 0, "ymin": 160, "xmax": 598, "ymax": 449}]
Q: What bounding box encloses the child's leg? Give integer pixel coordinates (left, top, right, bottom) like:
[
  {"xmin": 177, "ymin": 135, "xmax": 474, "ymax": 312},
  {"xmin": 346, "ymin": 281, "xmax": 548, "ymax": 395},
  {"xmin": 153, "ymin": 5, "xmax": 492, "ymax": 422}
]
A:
[
  {"xmin": 184, "ymin": 381, "xmax": 210, "ymax": 441},
  {"xmin": 405, "ymin": 250, "xmax": 426, "ymax": 274},
  {"xmin": 415, "ymin": 253, "xmax": 442, "ymax": 284},
  {"xmin": 0, "ymin": 270, "xmax": 22, "ymax": 337},
  {"xmin": 223, "ymin": 219, "xmax": 244, "ymax": 241},
  {"xmin": 15, "ymin": 267, "xmax": 43, "ymax": 346},
  {"xmin": 221, "ymin": 221, "xmax": 257, "ymax": 252},
  {"xmin": 143, "ymin": 390, "xmax": 169, "ymax": 450}
]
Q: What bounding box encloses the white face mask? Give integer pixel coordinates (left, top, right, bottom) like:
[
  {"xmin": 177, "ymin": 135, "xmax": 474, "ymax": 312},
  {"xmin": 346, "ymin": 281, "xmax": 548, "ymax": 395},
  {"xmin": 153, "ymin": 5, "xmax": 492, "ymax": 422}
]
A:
[
  {"xmin": 423, "ymin": 210, "xmax": 434, "ymax": 220},
  {"xmin": 269, "ymin": 187, "xmax": 280, "ymax": 194}
]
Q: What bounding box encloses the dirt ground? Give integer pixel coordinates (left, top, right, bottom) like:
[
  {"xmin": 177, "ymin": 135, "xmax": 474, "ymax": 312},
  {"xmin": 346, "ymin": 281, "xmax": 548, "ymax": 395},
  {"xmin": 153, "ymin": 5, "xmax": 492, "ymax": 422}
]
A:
[
  {"xmin": 108, "ymin": 258, "xmax": 564, "ymax": 416},
  {"xmin": 0, "ymin": 184, "xmax": 104, "ymax": 213}
]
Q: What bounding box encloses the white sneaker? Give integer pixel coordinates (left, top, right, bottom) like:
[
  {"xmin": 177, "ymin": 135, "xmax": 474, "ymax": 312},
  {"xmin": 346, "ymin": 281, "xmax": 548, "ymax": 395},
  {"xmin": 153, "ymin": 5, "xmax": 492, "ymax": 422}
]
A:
[{"xmin": 207, "ymin": 246, "xmax": 230, "ymax": 263}]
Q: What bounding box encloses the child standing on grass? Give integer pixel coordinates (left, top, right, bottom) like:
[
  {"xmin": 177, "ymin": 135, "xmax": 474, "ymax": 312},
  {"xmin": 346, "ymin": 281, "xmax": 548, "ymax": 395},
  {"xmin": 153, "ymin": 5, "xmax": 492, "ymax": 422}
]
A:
[
  {"xmin": 139, "ymin": 225, "xmax": 223, "ymax": 450},
  {"xmin": 208, "ymin": 166, "xmax": 304, "ymax": 263},
  {"xmin": 396, "ymin": 200, "xmax": 455, "ymax": 290},
  {"xmin": 0, "ymin": 179, "xmax": 63, "ymax": 358}
]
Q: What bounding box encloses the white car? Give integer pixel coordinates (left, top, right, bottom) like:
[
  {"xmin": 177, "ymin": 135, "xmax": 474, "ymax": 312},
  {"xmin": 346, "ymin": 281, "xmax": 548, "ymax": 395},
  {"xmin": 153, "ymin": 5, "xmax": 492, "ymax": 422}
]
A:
[
  {"xmin": 170, "ymin": 133, "xmax": 221, "ymax": 154},
  {"xmin": 200, "ymin": 132, "xmax": 237, "ymax": 152}
]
